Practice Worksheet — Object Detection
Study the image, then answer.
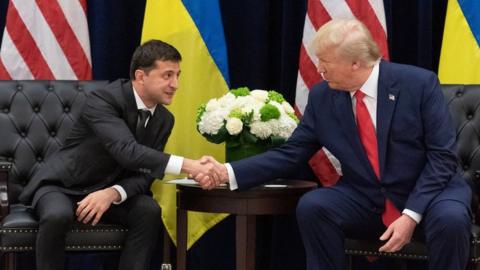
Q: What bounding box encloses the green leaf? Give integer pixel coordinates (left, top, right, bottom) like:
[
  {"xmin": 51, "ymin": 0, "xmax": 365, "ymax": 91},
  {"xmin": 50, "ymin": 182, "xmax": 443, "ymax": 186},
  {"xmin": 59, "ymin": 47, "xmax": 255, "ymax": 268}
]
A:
[
  {"xmin": 196, "ymin": 104, "xmax": 206, "ymax": 123},
  {"xmin": 287, "ymin": 112, "xmax": 300, "ymax": 124},
  {"xmin": 203, "ymin": 125, "xmax": 228, "ymax": 144},
  {"xmin": 270, "ymin": 135, "xmax": 286, "ymax": 147},
  {"xmin": 242, "ymin": 110, "xmax": 254, "ymax": 125},
  {"xmin": 241, "ymin": 129, "xmax": 258, "ymax": 144}
]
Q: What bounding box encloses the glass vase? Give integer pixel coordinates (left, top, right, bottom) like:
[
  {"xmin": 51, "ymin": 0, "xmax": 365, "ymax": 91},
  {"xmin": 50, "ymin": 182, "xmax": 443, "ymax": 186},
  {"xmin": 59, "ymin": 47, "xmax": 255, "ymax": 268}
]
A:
[{"xmin": 225, "ymin": 142, "xmax": 268, "ymax": 162}]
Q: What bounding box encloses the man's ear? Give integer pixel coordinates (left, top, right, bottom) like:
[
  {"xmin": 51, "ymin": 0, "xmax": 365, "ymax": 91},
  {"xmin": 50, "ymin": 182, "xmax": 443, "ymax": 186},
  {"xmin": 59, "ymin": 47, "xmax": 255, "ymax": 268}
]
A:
[
  {"xmin": 352, "ymin": 61, "xmax": 361, "ymax": 71},
  {"xmin": 134, "ymin": 69, "xmax": 145, "ymax": 83}
]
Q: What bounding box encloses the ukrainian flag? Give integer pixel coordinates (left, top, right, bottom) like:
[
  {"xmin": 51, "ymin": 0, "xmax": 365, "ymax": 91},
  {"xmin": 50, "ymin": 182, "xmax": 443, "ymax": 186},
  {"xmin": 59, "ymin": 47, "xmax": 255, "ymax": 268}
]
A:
[
  {"xmin": 439, "ymin": 0, "xmax": 480, "ymax": 83},
  {"xmin": 142, "ymin": 0, "xmax": 229, "ymax": 248}
]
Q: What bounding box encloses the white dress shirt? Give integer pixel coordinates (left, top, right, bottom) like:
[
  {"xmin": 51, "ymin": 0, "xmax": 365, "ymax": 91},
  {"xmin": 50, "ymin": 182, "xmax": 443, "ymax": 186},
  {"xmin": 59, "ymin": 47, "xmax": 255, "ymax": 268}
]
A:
[
  {"xmin": 112, "ymin": 87, "xmax": 184, "ymax": 204},
  {"xmin": 227, "ymin": 61, "xmax": 421, "ymax": 224}
]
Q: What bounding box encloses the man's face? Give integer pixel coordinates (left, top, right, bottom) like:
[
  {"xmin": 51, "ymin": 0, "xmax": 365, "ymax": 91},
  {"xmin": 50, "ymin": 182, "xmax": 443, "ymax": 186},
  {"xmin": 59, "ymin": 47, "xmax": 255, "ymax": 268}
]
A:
[
  {"xmin": 141, "ymin": 60, "xmax": 181, "ymax": 105},
  {"xmin": 316, "ymin": 49, "xmax": 357, "ymax": 92}
]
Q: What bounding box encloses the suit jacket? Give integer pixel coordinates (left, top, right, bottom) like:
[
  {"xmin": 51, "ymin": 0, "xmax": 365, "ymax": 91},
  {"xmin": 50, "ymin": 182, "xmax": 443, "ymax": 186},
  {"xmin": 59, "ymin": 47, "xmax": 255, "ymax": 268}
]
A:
[
  {"xmin": 20, "ymin": 79, "xmax": 174, "ymax": 205},
  {"xmin": 231, "ymin": 61, "xmax": 471, "ymax": 216}
]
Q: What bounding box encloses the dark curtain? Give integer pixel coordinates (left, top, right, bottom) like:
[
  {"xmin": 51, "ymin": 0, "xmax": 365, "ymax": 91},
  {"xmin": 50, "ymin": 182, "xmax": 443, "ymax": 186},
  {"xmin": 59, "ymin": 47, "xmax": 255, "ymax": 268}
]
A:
[
  {"xmin": 87, "ymin": 0, "xmax": 147, "ymax": 80},
  {"xmin": 384, "ymin": 0, "xmax": 448, "ymax": 72},
  {"xmin": 0, "ymin": 0, "xmax": 448, "ymax": 269},
  {"xmin": 220, "ymin": 0, "xmax": 307, "ymax": 104}
]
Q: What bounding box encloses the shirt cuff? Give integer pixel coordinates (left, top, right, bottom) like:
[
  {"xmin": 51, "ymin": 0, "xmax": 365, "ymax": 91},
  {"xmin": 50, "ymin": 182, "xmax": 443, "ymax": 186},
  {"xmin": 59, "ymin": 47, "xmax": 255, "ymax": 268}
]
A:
[
  {"xmin": 112, "ymin": 185, "xmax": 127, "ymax": 204},
  {"xmin": 165, "ymin": 155, "xmax": 183, "ymax": 175},
  {"xmin": 225, "ymin": 163, "xmax": 238, "ymax": 190},
  {"xmin": 402, "ymin": 209, "xmax": 422, "ymax": 224}
]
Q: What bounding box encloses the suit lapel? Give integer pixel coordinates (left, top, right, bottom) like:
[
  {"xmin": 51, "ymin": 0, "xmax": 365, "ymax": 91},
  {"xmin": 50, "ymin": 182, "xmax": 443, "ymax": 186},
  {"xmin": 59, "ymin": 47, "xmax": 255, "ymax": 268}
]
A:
[
  {"xmin": 332, "ymin": 91, "xmax": 375, "ymax": 180},
  {"xmin": 376, "ymin": 61, "xmax": 399, "ymax": 178},
  {"xmin": 121, "ymin": 81, "xmax": 139, "ymax": 136}
]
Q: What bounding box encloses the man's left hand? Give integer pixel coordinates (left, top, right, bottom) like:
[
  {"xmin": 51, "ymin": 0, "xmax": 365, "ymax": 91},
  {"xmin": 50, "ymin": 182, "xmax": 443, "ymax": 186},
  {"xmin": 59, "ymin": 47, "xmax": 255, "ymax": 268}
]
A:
[
  {"xmin": 76, "ymin": 187, "xmax": 120, "ymax": 225},
  {"xmin": 378, "ymin": 214, "xmax": 417, "ymax": 252}
]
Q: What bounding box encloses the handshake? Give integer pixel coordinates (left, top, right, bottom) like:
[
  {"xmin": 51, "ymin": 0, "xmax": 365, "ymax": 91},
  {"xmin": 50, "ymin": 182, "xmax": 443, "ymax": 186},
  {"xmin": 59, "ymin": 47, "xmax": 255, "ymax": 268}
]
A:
[{"xmin": 182, "ymin": 156, "xmax": 229, "ymax": 190}]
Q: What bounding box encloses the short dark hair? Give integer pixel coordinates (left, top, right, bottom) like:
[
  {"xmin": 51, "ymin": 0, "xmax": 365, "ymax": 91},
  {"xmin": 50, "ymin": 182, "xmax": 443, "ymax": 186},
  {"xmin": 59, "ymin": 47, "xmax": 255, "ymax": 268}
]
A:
[{"xmin": 129, "ymin": 39, "xmax": 182, "ymax": 79}]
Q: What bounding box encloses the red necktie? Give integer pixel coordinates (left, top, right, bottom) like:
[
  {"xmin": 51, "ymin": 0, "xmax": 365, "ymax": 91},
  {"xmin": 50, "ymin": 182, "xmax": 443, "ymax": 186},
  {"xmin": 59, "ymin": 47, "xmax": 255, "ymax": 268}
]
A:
[{"xmin": 355, "ymin": 90, "xmax": 401, "ymax": 227}]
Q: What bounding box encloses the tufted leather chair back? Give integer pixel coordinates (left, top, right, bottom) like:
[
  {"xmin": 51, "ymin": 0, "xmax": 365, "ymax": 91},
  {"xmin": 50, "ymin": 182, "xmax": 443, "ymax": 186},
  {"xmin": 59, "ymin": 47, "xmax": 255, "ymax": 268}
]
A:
[
  {"xmin": 443, "ymin": 85, "xmax": 480, "ymax": 224},
  {"xmin": 0, "ymin": 80, "xmax": 108, "ymax": 204}
]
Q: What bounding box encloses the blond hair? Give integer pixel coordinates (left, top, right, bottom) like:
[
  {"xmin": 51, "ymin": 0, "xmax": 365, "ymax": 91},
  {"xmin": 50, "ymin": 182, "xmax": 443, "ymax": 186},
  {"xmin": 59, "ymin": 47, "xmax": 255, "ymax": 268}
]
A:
[{"xmin": 310, "ymin": 19, "xmax": 381, "ymax": 67}]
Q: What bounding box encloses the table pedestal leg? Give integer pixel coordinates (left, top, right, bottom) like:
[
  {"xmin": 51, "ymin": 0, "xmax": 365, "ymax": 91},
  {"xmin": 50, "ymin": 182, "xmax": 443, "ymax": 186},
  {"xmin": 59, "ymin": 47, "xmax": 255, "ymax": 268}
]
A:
[
  {"xmin": 236, "ymin": 215, "xmax": 256, "ymax": 270},
  {"xmin": 177, "ymin": 208, "xmax": 188, "ymax": 270}
]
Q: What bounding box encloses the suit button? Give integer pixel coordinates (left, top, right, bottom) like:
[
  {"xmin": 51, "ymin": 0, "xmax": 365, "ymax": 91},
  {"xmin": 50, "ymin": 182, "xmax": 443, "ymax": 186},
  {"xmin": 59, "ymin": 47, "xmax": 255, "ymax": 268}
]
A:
[{"xmin": 380, "ymin": 187, "xmax": 386, "ymax": 193}]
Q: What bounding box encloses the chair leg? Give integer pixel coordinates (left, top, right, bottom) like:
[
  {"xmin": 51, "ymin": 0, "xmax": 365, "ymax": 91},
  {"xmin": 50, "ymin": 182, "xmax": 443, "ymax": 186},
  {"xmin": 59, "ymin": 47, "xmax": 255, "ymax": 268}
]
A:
[
  {"xmin": 346, "ymin": 254, "xmax": 353, "ymax": 270},
  {"xmin": 392, "ymin": 258, "xmax": 407, "ymax": 270},
  {"xmin": 3, "ymin": 252, "xmax": 16, "ymax": 270},
  {"xmin": 162, "ymin": 229, "xmax": 173, "ymax": 270},
  {"xmin": 467, "ymin": 261, "xmax": 480, "ymax": 270}
]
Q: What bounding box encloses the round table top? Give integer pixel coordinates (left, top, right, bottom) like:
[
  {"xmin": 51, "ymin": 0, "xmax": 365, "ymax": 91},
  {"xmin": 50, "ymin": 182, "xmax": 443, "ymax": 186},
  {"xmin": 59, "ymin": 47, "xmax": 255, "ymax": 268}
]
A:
[{"xmin": 177, "ymin": 179, "xmax": 318, "ymax": 215}]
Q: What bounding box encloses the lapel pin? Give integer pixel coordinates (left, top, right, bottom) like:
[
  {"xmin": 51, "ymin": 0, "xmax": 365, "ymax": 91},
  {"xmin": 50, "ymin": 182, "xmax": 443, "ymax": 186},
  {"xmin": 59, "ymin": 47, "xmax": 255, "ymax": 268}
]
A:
[{"xmin": 388, "ymin": 94, "xmax": 395, "ymax": 101}]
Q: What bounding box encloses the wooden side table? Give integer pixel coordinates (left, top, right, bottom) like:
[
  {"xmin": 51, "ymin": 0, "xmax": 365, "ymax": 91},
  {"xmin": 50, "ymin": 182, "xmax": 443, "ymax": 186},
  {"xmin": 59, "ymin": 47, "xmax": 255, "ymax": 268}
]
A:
[{"xmin": 176, "ymin": 179, "xmax": 317, "ymax": 270}]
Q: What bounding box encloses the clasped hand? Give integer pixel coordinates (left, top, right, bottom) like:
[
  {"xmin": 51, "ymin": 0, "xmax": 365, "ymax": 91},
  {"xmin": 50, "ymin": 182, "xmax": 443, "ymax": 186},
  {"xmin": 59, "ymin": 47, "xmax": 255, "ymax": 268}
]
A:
[{"xmin": 184, "ymin": 156, "xmax": 228, "ymax": 190}]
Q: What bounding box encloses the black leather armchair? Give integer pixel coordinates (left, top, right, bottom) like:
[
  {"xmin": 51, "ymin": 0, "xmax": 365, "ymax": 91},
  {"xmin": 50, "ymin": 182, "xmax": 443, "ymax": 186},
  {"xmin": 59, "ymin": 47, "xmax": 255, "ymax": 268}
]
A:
[
  {"xmin": 345, "ymin": 85, "xmax": 480, "ymax": 269},
  {"xmin": 0, "ymin": 81, "xmax": 170, "ymax": 269}
]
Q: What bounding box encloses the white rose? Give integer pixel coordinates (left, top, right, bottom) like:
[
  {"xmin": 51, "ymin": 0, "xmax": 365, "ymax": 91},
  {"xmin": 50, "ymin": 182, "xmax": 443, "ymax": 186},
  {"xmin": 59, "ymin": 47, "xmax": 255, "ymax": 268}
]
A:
[
  {"xmin": 232, "ymin": 96, "xmax": 255, "ymax": 110},
  {"xmin": 250, "ymin": 121, "xmax": 272, "ymax": 140},
  {"xmin": 282, "ymin": 101, "xmax": 295, "ymax": 114},
  {"xmin": 226, "ymin": 117, "xmax": 243, "ymax": 135},
  {"xmin": 205, "ymin": 99, "xmax": 220, "ymax": 112},
  {"xmin": 250, "ymin": 90, "xmax": 268, "ymax": 103},
  {"xmin": 218, "ymin": 93, "xmax": 236, "ymax": 108},
  {"xmin": 198, "ymin": 110, "xmax": 226, "ymax": 135}
]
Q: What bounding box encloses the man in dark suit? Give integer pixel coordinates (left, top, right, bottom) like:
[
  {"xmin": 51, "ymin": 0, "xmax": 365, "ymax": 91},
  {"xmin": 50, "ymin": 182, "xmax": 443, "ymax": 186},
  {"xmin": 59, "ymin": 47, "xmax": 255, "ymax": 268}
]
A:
[
  {"xmin": 20, "ymin": 40, "xmax": 218, "ymax": 270},
  {"xmin": 197, "ymin": 19, "xmax": 472, "ymax": 269}
]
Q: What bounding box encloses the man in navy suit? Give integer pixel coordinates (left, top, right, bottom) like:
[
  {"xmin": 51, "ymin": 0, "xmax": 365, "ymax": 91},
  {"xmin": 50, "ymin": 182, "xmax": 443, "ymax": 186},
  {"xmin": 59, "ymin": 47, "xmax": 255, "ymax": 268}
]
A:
[{"xmin": 197, "ymin": 19, "xmax": 472, "ymax": 269}]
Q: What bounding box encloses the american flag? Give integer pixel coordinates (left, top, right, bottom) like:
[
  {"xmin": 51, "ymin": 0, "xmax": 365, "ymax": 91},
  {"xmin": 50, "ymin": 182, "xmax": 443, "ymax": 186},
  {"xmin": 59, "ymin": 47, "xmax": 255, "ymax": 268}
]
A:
[
  {"xmin": 0, "ymin": 0, "xmax": 92, "ymax": 80},
  {"xmin": 295, "ymin": 0, "xmax": 389, "ymax": 186}
]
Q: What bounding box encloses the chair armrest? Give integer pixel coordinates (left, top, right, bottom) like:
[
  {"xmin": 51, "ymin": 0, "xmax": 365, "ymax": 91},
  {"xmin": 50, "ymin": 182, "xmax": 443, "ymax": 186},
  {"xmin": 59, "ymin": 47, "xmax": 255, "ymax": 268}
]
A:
[{"xmin": 0, "ymin": 161, "xmax": 12, "ymax": 220}]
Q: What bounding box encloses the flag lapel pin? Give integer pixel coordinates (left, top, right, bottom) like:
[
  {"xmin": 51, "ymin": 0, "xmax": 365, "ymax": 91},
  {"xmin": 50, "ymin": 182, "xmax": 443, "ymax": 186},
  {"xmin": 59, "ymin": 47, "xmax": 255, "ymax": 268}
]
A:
[{"xmin": 388, "ymin": 94, "xmax": 395, "ymax": 101}]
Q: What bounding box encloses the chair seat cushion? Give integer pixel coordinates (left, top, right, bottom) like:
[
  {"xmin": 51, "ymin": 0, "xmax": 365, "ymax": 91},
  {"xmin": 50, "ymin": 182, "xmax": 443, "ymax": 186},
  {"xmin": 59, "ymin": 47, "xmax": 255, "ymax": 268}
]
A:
[
  {"xmin": 0, "ymin": 204, "xmax": 127, "ymax": 252},
  {"xmin": 345, "ymin": 224, "xmax": 480, "ymax": 263}
]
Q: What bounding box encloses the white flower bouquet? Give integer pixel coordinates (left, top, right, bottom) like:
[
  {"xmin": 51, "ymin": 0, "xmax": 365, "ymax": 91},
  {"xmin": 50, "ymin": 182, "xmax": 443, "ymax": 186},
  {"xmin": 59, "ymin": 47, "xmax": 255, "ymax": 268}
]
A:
[{"xmin": 196, "ymin": 87, "xmax": 299, "ymax": 159}]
